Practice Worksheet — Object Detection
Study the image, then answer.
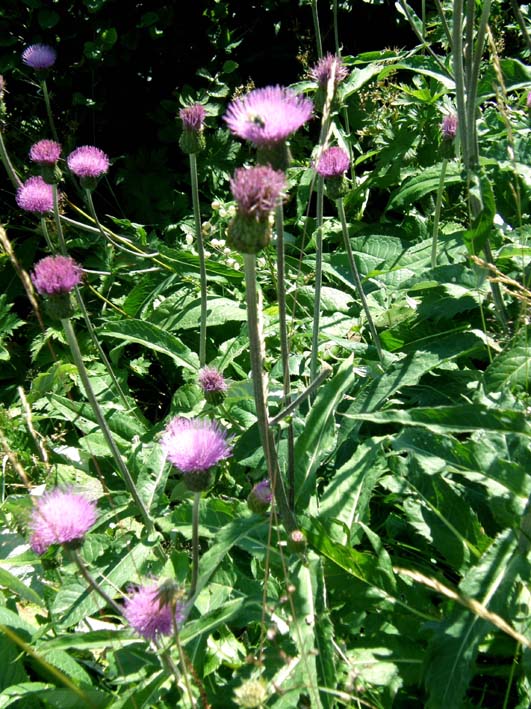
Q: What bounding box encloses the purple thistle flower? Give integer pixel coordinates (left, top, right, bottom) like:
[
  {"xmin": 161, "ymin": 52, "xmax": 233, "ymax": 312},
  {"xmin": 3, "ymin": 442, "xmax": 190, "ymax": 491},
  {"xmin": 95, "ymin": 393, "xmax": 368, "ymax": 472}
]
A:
[
  {"xmin": 198, "ymin": 366, "xmax": 228, "ymax": 404},
  {"xmin": 124, "ymin": 583, "xmax": 186, "ymax": 640},
  {"xmin": 29, "ymin": 139, "xmax": 62, "ymax": 166},
  {"xmin": 67, "ymin": 145, "xmax": 109, "ymax": 178},
  {"xmin": 180, "ymin": 104, "xmax": 206, "ymax": 132},
  {"xmin": 16, "ymin": 176, "xmax": 53, "ymax": 213},
  {"xmin": 22, "ymin": 44, "xmax": 57, "ymax": 70},
  {"xmin": 224, "ymin": 85, "xmax": 313, "ymax": 147},
  {"xmin": 29, "ymin": 489, "xmax": 97, "ymax": 554},
  {"xmin": 309, "ymin": 53, "xmax": 349, "ymax": 87},
  {"xmin": 230, "ymin": 166, "xmax": 286, "ymax": 219},
  {"xmin": 31, "ymin": 255, "xmax": 83, "ymax": 295},
  {"xmin": 441, "ymin": 114, "xmax": 458, "ymax": 141},
  {"xmin": 248, "ymin": 479, "xmax": 272, "ymax": 514},
  {"xmin": 526, "ymin": 92, "xmax": 531, "ymax": 109},
  {"xmin": 161, "ymin": 417, "xmax": 232, "ymax": 475},
  {"xmin": 315, "ymin": 146, "xmax": 350, "ymax": 178}
]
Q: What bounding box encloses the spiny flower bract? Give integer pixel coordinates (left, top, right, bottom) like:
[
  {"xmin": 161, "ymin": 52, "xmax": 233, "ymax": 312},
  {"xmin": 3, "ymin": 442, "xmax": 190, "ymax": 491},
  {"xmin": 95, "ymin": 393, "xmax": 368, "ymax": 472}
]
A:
[
  {"xmin": 315, "ymin": 146, "xmax": 350, "ymax": 178},
  {"xmin": 123, "ymin": 583, "xmax": 186, "ymax": 640},
  {"xmin": 161, "ymin": 417, "xmax": 232, "ymax": 474},
  {"xmin": 30, "ymin": 139, "xmax": 62, "ymax": 165},
  {"xmin": 29, "ymin": 489, "xmax": 97, "ymax": 554},
  {"xmin": 230, "ymin": 166, "xmax": 286, "ymax": 219},
  {"xmin": 31, "ymin": 255, "xmax": 83, "ymax": 295},
  {"xmin": 309, "ymin": 53, "xmax": 349, "ymax": 87},
  {"xmin": 67, "ymin": 145, "xmax": 109, "ymax": 178},
  {"xmin": 22, "ymin": 44, "xmax": 57, "ymax": 70},
  {"xmin": 224, "ymin": 85, "xmax": 312, "ymax": 146},
  {"xmin": 16, "ymin": 176, "xmax": 54, "ymax": 213}
]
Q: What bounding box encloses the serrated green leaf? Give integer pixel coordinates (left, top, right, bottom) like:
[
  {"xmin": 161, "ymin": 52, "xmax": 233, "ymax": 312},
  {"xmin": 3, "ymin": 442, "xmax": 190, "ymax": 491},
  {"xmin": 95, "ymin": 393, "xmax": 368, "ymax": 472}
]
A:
[{"xmin": 485, "ymin": 329, "xmax": 531, "ymax": 392}]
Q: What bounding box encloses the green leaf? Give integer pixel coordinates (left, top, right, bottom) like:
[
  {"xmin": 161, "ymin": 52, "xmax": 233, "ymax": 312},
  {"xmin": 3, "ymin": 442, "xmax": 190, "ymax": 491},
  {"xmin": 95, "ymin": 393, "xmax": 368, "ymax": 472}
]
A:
[
  {"xmin": 100, "ymin": 319, "xmax": 199, "ymax": 371},
  {"xmin": 0, "ymin": 683, "xmax": 54, "ymax": 709},
  {"xmin": 386, "ymin": 161, "xmax": 463, "ymax": 211},
  {"xmin": 294, "ymin": 356, "xmax": 357, "ymax": 510},
  {"xmin": 424, "ymin": 530, "xmax": 520, "ymax": 708},
  {"xmin": 343, "ymin": 403, "xmax": 531, "ymax": 436},
  {"xmin": 0, "ymin": 568, "xmax": 44, "ymax": 607},
  {"xmin": 485, "ymin": 329, "xmax": 531, "ymax": 392}
]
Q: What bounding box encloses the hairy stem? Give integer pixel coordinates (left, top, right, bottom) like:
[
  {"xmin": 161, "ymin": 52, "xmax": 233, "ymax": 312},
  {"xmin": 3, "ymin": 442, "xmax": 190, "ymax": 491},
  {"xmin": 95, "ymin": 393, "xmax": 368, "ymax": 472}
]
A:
[
  {"xmin": 68, "ymin": 546, "xmax": 122, "ymax": 616},
  {"xmin": 0, "ymin": 127, "xmax": 21, "ymax": 189},
  {"xmin": 243, "ymin": 254, "xmax": 296, "ymax": 532},
  {"xmin": 337, "ymin": 199, "xmax": 384, "ymax": 364},
  {"xmin": 190, "ymin": 153, "xmax": 208, "ymax": 367},
  {"xmin": 190, "ymin": 492, "xmax": 201, "ymax": 599},
  {"xmin": 41, "ymin": 79, "xmax": 59, "ymax": 143},
  {"xmin": 310, "ymin": 176, "xmax": 325, "ymax": 382},
  {"xmin": 430, "ymin": 158, "xmax": 448, "ymax": 269},
  {"xmin": 61, "ymin": 317, "xmax": 154, "ymax": 532}
]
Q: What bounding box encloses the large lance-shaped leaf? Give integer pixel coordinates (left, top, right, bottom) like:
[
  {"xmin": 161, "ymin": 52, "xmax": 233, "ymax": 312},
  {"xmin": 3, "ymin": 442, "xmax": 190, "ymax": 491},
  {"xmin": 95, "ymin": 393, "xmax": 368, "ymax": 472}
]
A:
[
  {"xmin": 386, "ymin": 161, "xmax": 463, "ymax": 211},
  {"xmin": 424, "ymin": 529, "xmax": 522, "ymax": 708},
  {"xmin": 294, "ymin": 356, "xmax": 357, "ymax": 510},
  {"xmin": 485, "ymin": 328, "xmax": 531, "ymax": 393},
  {"xmin": 100, "ymin": 319, "xmax": 199, "ymax": 371},
  {"xmin": 343, "ymin": 403, "xmax": 531, "ymax": 436}
]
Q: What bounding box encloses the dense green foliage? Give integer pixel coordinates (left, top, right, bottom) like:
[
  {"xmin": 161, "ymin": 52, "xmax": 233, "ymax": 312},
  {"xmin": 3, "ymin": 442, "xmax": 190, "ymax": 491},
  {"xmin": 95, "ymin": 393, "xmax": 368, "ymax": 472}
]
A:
[{"xmin": 1, "ymin": 1, "xmax": 531, "ymax": 707}]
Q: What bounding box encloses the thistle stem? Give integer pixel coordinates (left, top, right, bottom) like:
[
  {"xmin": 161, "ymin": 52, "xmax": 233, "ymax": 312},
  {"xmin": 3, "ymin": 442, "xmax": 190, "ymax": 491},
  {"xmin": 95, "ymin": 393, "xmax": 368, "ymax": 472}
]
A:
[
  {"xmin": 269, "ymin": 364, "xmax": 331, "ymax": 426},
  {"xmin": 337, "ymin": 199, "xmax": 384, "ymax": 364},
  {"xmin": 0, "ymin": 127, "xmax": 21, "ymax": 189},
  {"xmin": 430, "ymin": 158, "xmax": 448, "ymax": 269},
  {"xmin": 67, "ymin": 546, "xmax": 122, "ymax": 616},
  {"xmin": 311, "ymin": 0, "xmax": 323, "ymax": 59},
  {"xmin": 274, "ymin": 205, "xmax": 295, "ymax": 503},
  {"xmin": 190, "ymin": 492, "xmax": 201, "ymax": 599},
  {"xmin": 189, "ymin": 153, "xmax": 208, "ymax": 366},
  {"xmin": 40, "ymin": 79, "xmax": 59, "ymax": 143},
  {"xmin": 243, "ymin": 254, "xmax": 296, "ymax": 533},
  {"xmin": 61, "ymin": 317, "xmax": 154, "ymax": 533},
  {"xmin": 310, "ymin": 177, "xmax": 325, "ymax": 383}
]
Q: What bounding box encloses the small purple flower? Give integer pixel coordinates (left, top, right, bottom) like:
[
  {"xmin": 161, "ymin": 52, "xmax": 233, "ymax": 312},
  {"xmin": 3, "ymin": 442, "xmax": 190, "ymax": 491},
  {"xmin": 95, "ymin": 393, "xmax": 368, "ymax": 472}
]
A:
[
  {"xmin": 248, "ymin": 479, "xmax": 272, "ymax": 514},
  {"xmin": 31, "ymin": 255, "xmax": 83, "ymax": 296},
  {"xmin": 315, "ymin": 146, "xmax": 350, "ymax": 178},
  {"xmin": 230, "ymin": 166, "xmax": 286, "ymax": 219},
  {"xmin": 67, "ymin": 145, "xmax": 109, "ymax": 178},
  {"xmin": 526, "ymin": 92, "xmax": 531, "ymax": 109},
  {"xmin": 224, "ymin": 85, "xmax": 313, "ymax": 146},
  {"xmin": 29, "ymin": 489, "xmax": 97, "ymax": 554},
  {"xmin": 16, "ymin": 176, "xmax": 53, "ymax": 213},
  {"xmin": 22, "ymin": 44, "xmax": 57, "ymax": 70},
  {"xmin": 309, "ymin": 53, "xmax": 349, "ymax": 87},
  {"xmin": 198, "ymin": 367, "xmax": 228, "ymax": 404},
  {"xmin": 29, "ymin": 139, "xmax": 62, "ymax": 166},
  {"xmin": 441, "ymin": 114, "xmax": 458, "ymax": 141},
  {"xmin": 180, "ymin": 104, "xmax": 206, "ymax": 133},
  {"xmin": 161, "ymin": 417, "xmax": 232, "ymax": 475},
  {"xmin": 124, "ymin": 583, "xmax": 186, "ymax": 640}
]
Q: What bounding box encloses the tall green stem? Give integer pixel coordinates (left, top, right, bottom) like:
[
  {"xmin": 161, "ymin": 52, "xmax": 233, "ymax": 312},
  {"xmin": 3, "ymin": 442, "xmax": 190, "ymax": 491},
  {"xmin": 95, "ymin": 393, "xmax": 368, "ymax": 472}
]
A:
[
  {"xmin": 337, "ymin": 200, "xmax": 384, "ymax": 364},
  {"xmin": 311, "ymin": 0, "xmax": 323, "ymax": 59},
  {"xmin": 332, "ymin": 0, "xmax": 340, "ymax": 55},
  {"xmin": 61, "ymin": 317, "xmax": 154, "ymax": 533},
  {"xmin": 274, "ymin": 205, "xmax": 294, "ymax": 502},
  {"xmin": 431, "ymin": 158, "xmax": 448, "ymax": 269},
  {"xmin": 189, "ymin": 153, "xmax": 208, "ymax": 367},
  {"xmin": 67, "ymin": 546, "xmax": 122, "ymax": 616},
  {"xmin": 190, "ymin": 492, "xmax": 201, "ymax": 599},
  {"xmin": 242, "ymin": 254, "xmax": 296, "ymax": 533},
  {"xmin": 40, "ymin": 79, "xmax": 58, "ymax": 143},
  {"xmin": 0, "ymin": 128, "xmax": 21, "ymax": 189},
  {"xmin": 310, "ymin": 177, "xmax": 325, "ymax": 382}
]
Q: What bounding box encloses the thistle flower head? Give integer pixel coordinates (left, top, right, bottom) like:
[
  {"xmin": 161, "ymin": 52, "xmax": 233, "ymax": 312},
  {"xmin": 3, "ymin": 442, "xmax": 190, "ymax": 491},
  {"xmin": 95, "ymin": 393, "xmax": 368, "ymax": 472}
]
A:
[
  {"xmin": 234, "ymin": 678, "xmax": 268, "ymax": 708},
  {"xmin": 22, "ymin": 44, "xmax": 57, "ymax": 70},
  {"xmin": 16, "ymin": 176, "xmax": 53, "ymax": 213},
  {"xmin": 67, "ymin": 145, "xmax": 109, "ymax": 178},
  {"xmin": 180, "ymin": 104, "xmax": 206, "ymax": 132},
  {"xmin": 30, "ymin": 139, "xmax": 62, "ymax": 166},
  {"xmin": 230, "ymin": 166, "xmax": 286, "ymax": 219},
  {"xmin": 309, "ymin": 53, "xmax": 349, "ymax": 87},
  {"xmin": 198, "ymin": 366, "xmax": 228, "ymax": 404},
  {"xmin": 123, "ymin": 583, "xmax": 186, "ymax": 640},
  {"xmin": 526, "ymin": 91, "xmax": 531, "ymax": 109},
  {"xmin": 29, "ymin": 489, "xmax": 97, "ymax": 554},
  {"xmin": 31, "ymin": 255, "xmax": 83, "ymax": 296},
  {"xmin": 248, "ymin": 480, "xmax": 272, "ymax": 514},
  {"xmin": 315, "ymin": 146, "xmax": 350, "ymax": 178},
  {"xmin": 161, "ymin": 417, "xmax": 232, "ymax": 490},
  {"xmin": 224, "ymin": 85, "xmax": 313, "ymax": 147},
  {"xmin": 441, "ymin": 114, "xmax": 458, "ymax": 141}
]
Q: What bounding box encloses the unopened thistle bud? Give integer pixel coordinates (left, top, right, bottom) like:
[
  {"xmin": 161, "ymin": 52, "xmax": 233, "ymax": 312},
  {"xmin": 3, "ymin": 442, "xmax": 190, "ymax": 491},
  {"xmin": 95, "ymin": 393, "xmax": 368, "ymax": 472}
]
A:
[
  {"xmin": 198, "ymin": 366, "xmax": 228, "ymax": 405},
  {"xmin": 233, "ymin": 678, "xmax": 268, "ymax": 708},
  {"xmin": 315, "ymin": 146, "xmax": 350, "ymax": 200},
  {"xmin": 247, "ymin": 480, "xmax": 272, "ymax": 514}
]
